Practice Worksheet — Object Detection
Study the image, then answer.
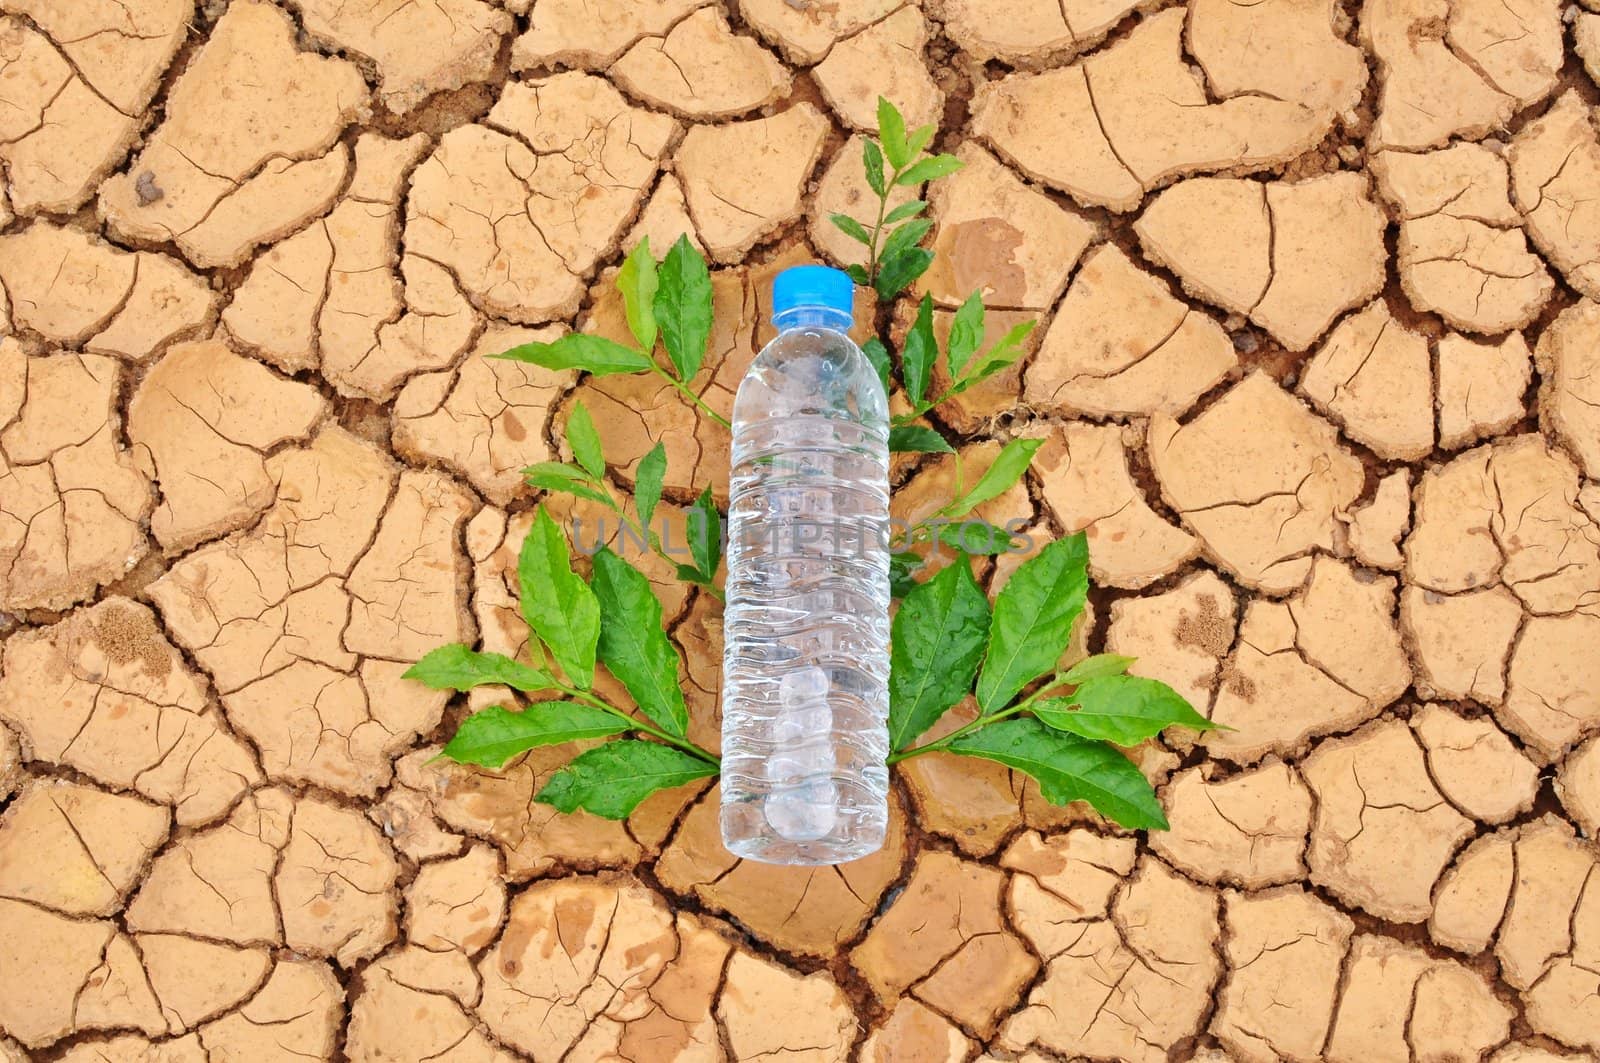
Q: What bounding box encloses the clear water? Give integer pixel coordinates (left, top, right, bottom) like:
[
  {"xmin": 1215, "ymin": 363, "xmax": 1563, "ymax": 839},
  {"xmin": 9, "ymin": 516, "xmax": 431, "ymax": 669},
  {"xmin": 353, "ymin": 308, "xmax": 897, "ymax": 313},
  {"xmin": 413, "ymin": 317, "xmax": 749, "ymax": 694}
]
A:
[{"xmin": 720, "ymin": 307, "xmax": 891, "ymax": 865}]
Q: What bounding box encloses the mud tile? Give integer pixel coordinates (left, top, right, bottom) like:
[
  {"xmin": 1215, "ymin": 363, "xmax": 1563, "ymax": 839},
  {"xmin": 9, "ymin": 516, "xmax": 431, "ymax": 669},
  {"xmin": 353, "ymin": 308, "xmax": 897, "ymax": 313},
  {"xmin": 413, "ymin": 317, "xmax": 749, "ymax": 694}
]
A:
[
  {"xmin": 1557, "ymin": 735, "xmax": 1600, "ymax": 836},
  {"xmin": 1205, "ymin": 557, "xmax": 1409, "ymax": 762},
  {"xmin": 1301, "ymin": 719, "xmax": 1475, "ymax": 922},
  {"xmin": 1431, "ymin": 829, "xmax": 1516, "ymax": 954},
  {"xmin": 717, "ymin": 949, "xmax": 856, "ymax": 1062},
  {"xmin": 1025, "ymin": 244, "xmax": 1237, "ymax": 419},
  {"xmin": 405, "ymin": 843, "xmax": 506, "ymax": 954},
  {"xmin": 1002, "ymin": 855, "xmax": 1220, "ymax": 1062},
  {"xmin": 1033, "ymin": 422, "xmax": 1200, "ymax": 588},
  {"xmin": 861, "ymin": 998, "xmax": 973, "ymax": 1063},
  {"xmin": 1340, "ymin": 469, "xmax": 1412, "ymax": 571},
  {"xmin": 853, "ymin": 850, "xmax": 1037, "ymax": 1037},
  {"xmin": 1325, "ymin": 933, "xmax": 1511, "ymax": 1062},
  {"xmin": 1210, "ymin": 887, "xmax": 1354, "ymax": 1063},
  {"xmin": 613, "ymin": 7, "xmax": 790, "ymax": 119},
  {"xmin": 677, "ymin": 105, "xmax": 830, "ymax": 263},
  {"xmin": 657, "ymin": 784, "xmax": 906, "ymax": 957},
  {"xmin": 1106, "ymin": 569, "xmax": 1238, "ymax": 715},
  {"xmin": 294, "ymin": 0, "xmax": 511, "ymax": 115},
  {"xmin": 1438, "ymin": 331, "xmax": 1532, "ymax": 451},
  {"xmin": 1152, "ymin": 761, "xmax": 1311, "ymax": 888},
  {"xmin": 129, "ymin": 340, "xmax": 327, "ymax": 553},
  {"xmin": 513, "ymin": 0, "xmax": 711, "ymax": 69},
  {"xmin": 406, "ymin": 73, "xmax": 676, "ymax": 323},
  {"xmin": 1536, "ymin": 299, "xmax": 1600, "ymax": 480},
  {"xmin": 1363, "ymin": 0, "xmax": 1559, "ymax": 150},
  {"xmin": 0, "ymin": 780, "xmax": 168, "ymax": 916},
  {"xmin": 1508, "ymin": 91, "xmax": 1600, "ymax": 300},
  {"xmin": 1148, "ymin": 373, "xmax": 1364, "ymax": 594},
  {"xmin": 972, "ymin": 12, "xmax": 1340, "ymax": 212},
  {"xmin": 1300, "ymin": 301, "xmax": 1434, "ymax": 461},
  {"xmin": 814, "ymin": 8, "xmax": 941, "ymax": 132},
  {"xmin": 346, "ymin": 946, "xmax": 509, "ymax": 1063},
  {"xmin": 1137, "ymin": 173, "xmax": 1387, "ymax": 352},
  {"xmin": 0, "ymin": 342, "xmax": 152, "ymax": 612},
  {"xmin": 0, "ymin": 599, "xmax": 261, "ymax": 826},
  {"xmin": 0, "ymin": 222, "xmax": 215, "ymax": 359},
  {"xmin": 1412, "ymin": 703, "xmax": 1541, "ymax": 823},
  {"xmin": 477, "ymin": 876, "xmax": 677, "ymax": 1058},
  {"xmin": 923, "ymin": 143, "xmax": 1095, "ymax": 312},
  {"xmin": 196, "ymin": 960, "xmax": 344, "ymax": 1062},
  {"xmin": 98, "ymin": 0, "xmax": 369, "ymax": 268}
]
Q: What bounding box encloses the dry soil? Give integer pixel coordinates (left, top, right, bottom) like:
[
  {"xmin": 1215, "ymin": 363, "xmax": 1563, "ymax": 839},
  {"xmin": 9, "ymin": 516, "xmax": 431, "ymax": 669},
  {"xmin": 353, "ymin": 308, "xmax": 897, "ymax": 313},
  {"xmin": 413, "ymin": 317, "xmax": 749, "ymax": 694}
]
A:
[{"xmin": 1, "ymin": 0, "xmax": 1599, "ymax": 1060}]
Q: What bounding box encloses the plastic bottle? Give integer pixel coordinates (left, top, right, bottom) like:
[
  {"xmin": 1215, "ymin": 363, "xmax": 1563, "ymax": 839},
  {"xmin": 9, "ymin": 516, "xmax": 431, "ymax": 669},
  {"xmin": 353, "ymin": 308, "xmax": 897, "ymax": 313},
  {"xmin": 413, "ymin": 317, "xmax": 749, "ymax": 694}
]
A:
[{"xmin": 720, "ymin": 265, "xmax": 891, "ymax": 865}]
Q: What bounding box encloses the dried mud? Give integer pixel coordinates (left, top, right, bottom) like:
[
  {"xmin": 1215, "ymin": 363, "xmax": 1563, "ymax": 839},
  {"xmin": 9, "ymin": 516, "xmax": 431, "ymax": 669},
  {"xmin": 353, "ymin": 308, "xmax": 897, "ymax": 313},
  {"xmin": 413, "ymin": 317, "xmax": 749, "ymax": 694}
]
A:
[{"xmin": 1, "ymin": 0, "xmax": 1599, "ymax": 1060}]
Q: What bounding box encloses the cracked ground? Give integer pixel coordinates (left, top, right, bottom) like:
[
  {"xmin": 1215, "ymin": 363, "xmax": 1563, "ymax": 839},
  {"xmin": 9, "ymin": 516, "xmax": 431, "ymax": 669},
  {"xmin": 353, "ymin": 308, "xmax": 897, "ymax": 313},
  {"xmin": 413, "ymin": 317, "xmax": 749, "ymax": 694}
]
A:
[{"xmin": 0, "ymin": 0, "xmax": 1599, "ymax": 1059}]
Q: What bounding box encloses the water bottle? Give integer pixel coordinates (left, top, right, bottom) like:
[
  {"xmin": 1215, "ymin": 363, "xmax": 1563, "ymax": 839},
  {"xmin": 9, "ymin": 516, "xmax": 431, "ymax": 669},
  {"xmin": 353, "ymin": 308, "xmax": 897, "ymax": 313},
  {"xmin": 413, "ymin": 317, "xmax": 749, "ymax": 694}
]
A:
[{"xmin": 720, "ymin": 265, "xmax": 892, "ymax": 864}]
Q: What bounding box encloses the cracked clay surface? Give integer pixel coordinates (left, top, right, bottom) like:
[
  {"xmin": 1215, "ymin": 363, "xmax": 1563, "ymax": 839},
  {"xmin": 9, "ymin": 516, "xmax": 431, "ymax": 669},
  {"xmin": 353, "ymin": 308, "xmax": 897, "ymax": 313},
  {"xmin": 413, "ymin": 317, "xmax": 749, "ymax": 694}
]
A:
[{"xmin": 1, "ymin": 0, "xmax": 1599, "ymax": 1060}]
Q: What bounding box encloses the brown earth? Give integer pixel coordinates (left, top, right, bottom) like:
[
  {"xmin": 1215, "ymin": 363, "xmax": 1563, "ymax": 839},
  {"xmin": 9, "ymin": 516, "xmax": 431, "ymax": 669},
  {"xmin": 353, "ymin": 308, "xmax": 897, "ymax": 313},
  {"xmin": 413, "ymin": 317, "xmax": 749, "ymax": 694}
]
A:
[{"xmin": 0, "ymin": 0, "xmax": 1599, "ymax": 1060}]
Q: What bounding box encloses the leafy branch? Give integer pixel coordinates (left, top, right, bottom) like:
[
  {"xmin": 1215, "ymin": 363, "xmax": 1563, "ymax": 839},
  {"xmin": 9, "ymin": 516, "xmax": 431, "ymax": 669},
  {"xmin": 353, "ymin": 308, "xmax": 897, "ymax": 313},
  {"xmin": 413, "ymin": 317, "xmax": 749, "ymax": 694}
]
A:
[
  {"xmin": 496, "ymin": 236, "xmax": 730, "ymax": 430},
  {"xmin": 830, "ymin": 97, "xmax": 962, "ymax": 301},
  {"xmin": 405, "ymin": 508, "xmax": 719, "ymax": 818},
  {"xmin": 525, "ymin": 406, "xmax": 725, "ymax": 601}
]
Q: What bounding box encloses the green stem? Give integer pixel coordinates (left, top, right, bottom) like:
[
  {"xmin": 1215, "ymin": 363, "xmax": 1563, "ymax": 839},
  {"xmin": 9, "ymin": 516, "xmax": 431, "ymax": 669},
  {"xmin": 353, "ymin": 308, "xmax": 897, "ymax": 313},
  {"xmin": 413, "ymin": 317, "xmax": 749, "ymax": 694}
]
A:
[
  {"xmin": 651, "ymin": 364, "xmax": 732, "ymax": 430},
  {"xmin": 865, "ymin": 185, "xmax": 890, "ymax": 286},
  {"xmin": 557, "ymin": 682, "xmax": 721, "ymax": 766},
  {"xmin": 890, "ymin": 386, "xmax": 963, "ymax": 428},
  {"xmin": 885, "ymin": 671, "xmax": 1072, "ymax": 765},
  {"xmin": 615, "ymin": 504, "xmax": 727, "ymax": 603}
]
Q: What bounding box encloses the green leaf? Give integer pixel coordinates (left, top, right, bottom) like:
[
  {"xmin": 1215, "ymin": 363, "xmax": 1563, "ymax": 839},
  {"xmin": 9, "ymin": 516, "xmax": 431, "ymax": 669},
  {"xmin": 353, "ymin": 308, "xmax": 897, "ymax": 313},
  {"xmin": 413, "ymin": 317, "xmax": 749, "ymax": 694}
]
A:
[
  {"xmin": 881, "ymin": 218, "xmax": 933, "ymax": 263},
  {"xmin": 883, "ymin": 199, "xmax": 927, "ymax": 224},
  {"xmin": 617, "ymin": 238, "xmax": 659, "ymax": 352},
  {"xmin": 518, "ymin": 508, "xmax": 601, "ymax": 689},
  {"xmin": 888, "ymin": 551, "xmax": 923, "ymax": 599},
  {"xmin": 654, "ymin": 234, "xmax": 713, "ymax": 383},
  {"xmin": 495, "ymin": 334, "xmax": 652, "ymax": 376},
  {"xmin": 523, "ymin": 462, "xmax": 613, "ymax": 507},
  {"xmin": 522, "ymin": 461, "xmax": 595, "ymax": 484},
  {"xmin": 936, "ymin": 520, "xmax": 1020, "ymax": 554},
  {"xmin": 946, "ymin": 291, "xmax": 986, "ymax": 376},
  {"xmin": 861, "ymin": 337, "xmax": 892, "ymax": 396},
  {"xmin": 845, "ymin": 263, "xmax": 870, "ymax": 286},
  {"xmin": 888, "ymin": 424, "xmax": 954, "ymax": 454},
  {"xmin": 874, "ymin": 246, "xmax": 934, "ymax": 301},
  {"xmin": 975, "ymin": 532, "xmax": 1089, "ymax": 713},
  {"xmin": 889, "ymin": 559, "xmax": 991, "ymax": 751},
  {"xmin": 958, "ymin": 319, "xmax": 1037, "ymax": 388},
  {"xmin": 634, "ymin": 442, "xmax": 667, "ymax": 532},
  {"xmin": 896, "ymin": 154, "xmax": 964, "ymax": 187},
  {"xmin": 901, "ymin": 294, "xmax": 937, "ymax": 406},
  {"xmin": 863, "ymin": 138, "xmax": 886, "ymax": 198},
  {"xmin": 877, "ymin": 97, "xmax": 909, "ymax": 170},
  {"xmin": 566, "ymin": 402, "xmax": 605, "ymax": 479},
  {"xmin": 675, "ymin": 563, "xmax": 714, "ymax": 587},
  {"xmin": 687, "ymin": 486, "xmax": 721, "ymax": 581},
  {"xmin": 945, "ymin": 437, "xmax": 1043, "ymax": 518},
  {"xmin": 1034, "ymin": 674, "xmax": 1216, "ymax": 746},
  {"xmin": 904, "ymin": 124, "xmax": 936, "ymax": 160},
  {"xmin": 1062, "ymin": 654, "xmax": 1136, "ymax": 685},
  {"xmin": 948, "ymin": 717, "xmax": 1166, "ymax": 830},
  {"xmin": 440, "ymin": 703, "xmax": 629, "ymax": 768},
  {"xmin": 536, "ymin": 740, "xmax": 717, "ymax": 819},
  {"xmin": 590, "ymin": 548, "xmax": 689, "ymax": 737},
  {"xmin": 830, "ymin": 213, "xmax": 873, "ymax": 245},
  {"xmin": 403, "ymin": 643, "xmax": 558, "ymax": 693}
]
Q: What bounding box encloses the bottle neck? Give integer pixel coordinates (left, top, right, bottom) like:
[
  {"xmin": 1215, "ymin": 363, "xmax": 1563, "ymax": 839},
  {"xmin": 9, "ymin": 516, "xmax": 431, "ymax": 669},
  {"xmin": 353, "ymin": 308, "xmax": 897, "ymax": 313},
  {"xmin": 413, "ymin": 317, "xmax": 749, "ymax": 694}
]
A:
[{"xmin": 774, "ymin": 306, "xmax": 853, "ymax": 333}]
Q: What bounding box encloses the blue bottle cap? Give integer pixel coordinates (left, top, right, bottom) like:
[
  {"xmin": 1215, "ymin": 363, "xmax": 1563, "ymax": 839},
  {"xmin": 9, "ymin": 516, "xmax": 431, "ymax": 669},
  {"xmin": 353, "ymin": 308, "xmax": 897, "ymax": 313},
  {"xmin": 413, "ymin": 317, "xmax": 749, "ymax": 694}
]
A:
[{"xmin": 772, "ymin": 265, "xmax": 854, "ymax": 319}]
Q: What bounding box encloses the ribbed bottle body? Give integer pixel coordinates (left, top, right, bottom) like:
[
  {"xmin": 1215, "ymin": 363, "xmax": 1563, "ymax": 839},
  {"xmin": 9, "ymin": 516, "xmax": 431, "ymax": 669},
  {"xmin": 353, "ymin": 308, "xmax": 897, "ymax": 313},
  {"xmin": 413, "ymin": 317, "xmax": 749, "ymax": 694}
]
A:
[{"xmin": 719, "ymin": 318, "xmax": 891, "ymax": 864}]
